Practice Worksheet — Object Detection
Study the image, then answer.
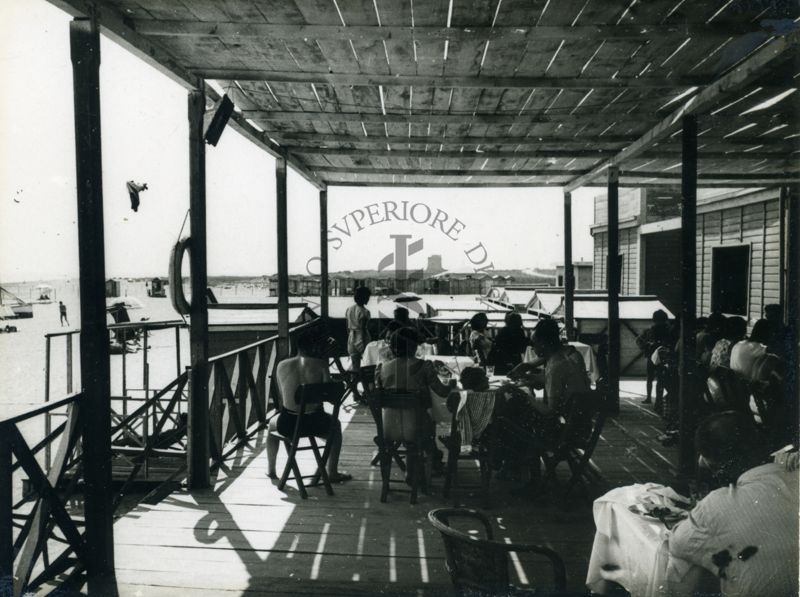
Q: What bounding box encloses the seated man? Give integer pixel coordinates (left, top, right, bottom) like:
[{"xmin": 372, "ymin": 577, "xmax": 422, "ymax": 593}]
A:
[
  {"xmin": 669, "ymin": 412, "xmax": 798, "ymax": 596},
  {"xmin": 266, "ymin": 329, "xmax": 351, "ymax": 483}
]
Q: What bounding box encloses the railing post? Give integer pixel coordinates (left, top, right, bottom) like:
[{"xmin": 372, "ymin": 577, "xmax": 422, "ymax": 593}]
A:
[
  {"xmin": 44, "ymin": 335, "xmax": 52, "ymax": 472},
  {"xmin": 678, "ymin": 114, "xmax": 698, "ymax": 476},
  {"xmin": 563, "ymin": 191, "xmax": 575, "ymax": 341},
  {"xmin": 69, "ymin": 17, "xmax": 116, "ymax": 593},
  {"xmin": 187, "ymin": 83, "xmax": 211, "ymax": 489},
  {"xmin": 0, "ymin": 432, "xmax": 12, "ymax": 579},
  {"xmin": 276, "ymin": 155, "xmax": 290, "ymax": 359},
  {"xmin": 606, "ymin": 166, "xmax": 621, "ymax": 413},
  {"xmin": 319, "ymin": 187, "xmax": 329, "ymax": 319},
  {"xmin": 66, "ymin": 333, "xmax": 74, "ymax": 394}
]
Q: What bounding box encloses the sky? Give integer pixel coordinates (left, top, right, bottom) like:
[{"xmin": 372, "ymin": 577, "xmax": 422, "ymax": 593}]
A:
[{"xmin": 0, "ymin": 0, "xmax": 598, "ymax": 283}]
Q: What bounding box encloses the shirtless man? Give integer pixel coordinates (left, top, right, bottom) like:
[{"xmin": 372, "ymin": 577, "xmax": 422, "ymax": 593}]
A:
[{"xmin": 266, "ymin": 330, "xmax": 351, "ymax": 483}]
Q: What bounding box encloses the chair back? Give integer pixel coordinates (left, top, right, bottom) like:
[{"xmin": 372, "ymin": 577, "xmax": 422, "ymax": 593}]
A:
[
  {"xmin": 706, "ymin": 367, "xmax": 749, "ymax": 413},
  {"xmin": 294, "ymin": 382, "xmax": 344, "ymax": 415},
  {"xmin": 428, "ymin": 508, "xmax": 566, "ymax": 595},
  {"xmin": 559, "ymin": 390, "xmax": 606, "ymax": 451}
]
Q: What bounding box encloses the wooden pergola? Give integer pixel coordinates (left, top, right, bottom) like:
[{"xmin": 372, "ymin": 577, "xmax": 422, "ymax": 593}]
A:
[{"xmin": 39, "ymin": 0, "xmax": 800, "ymax": 591}]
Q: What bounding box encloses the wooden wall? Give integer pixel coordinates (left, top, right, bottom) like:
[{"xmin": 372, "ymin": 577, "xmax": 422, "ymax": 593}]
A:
[
  {"xmin": 592, "ymin": 189, "xmax": 783, "ymax": 321},
  {"xmin": 697, "ymin": 195, "xmax": 781, "ymax": 321},
  {"xmin": 592, "ymin": 227, "xmax": 639, "ymax": 295}
]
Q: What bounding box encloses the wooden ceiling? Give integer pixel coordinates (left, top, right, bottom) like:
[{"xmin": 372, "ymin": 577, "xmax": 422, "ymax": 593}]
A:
[{"xmin": 50, "ymin": 0, "xmax": 799, "ymax": 189}]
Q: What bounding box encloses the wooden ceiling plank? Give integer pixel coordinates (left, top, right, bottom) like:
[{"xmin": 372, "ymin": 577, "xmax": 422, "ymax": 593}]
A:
[
  {"xmin": 564, "ymin": 29, "xmax": 800, "ymax": 192},
  {"xmin": 249, "ymin": 0, "xmax": 307, "ymax": 24},
  {"xmin": 290, "ymin": 0, "xmax": 343, "ymax": 24}
]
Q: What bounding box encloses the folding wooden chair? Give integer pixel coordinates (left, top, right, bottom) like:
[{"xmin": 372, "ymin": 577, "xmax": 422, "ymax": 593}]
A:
[
  {"xmin": 542, "ymin": 390, "xmax": 607, "ymax": 497},
  {"xmin": 369, "ymin": 390, "xmax": 432, "ymax": 504},
  {"xmin": 270, "ymin": 381, "xmax": 344, "ymax": 499},
  {"xmin": 428, "ymin": 508, "xmax": 567, "ymax": 596},
  {"xmin": 441, "ymin": 394, "xmax": 493, "ymax": 509}
]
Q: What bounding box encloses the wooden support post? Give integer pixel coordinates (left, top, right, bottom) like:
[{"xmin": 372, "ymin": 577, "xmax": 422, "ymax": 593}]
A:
[
  {"xmin": 606, "ymin": 167, "xmax": 621, "ymax": 413},
  {"xmin": 785, "ymin": 186, "xmax": 799, "ymax": 428},
  {"xmin": 0, "ymin": 433, "xmax": 12, "ymax": 579},
  {"xmin": 678, "ymin": 115, "xmax": 698, "ymax": 476},
  {"xmin": 319, "ymin": 188, "xmax": 329, "ymax": 319},
  {"xmin": 69, "ymin": 18, "xmax": 116, "ymax": 593},
  {"xmin": 276, "ymin": 156, "xmax": 290, "ymax": 358},
  {"xmin": 563, "ymin": 191, "xmax": 575, "ymax": 340},
  {"xmin": 187, "ymin": 84, "xmax": 210, "ymax": 489}
]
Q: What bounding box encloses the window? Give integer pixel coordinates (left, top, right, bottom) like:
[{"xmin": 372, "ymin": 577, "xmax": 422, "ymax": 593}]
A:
[{"xmin": 711, "ymin": 245, "xmax": 750, "ymax": 316}]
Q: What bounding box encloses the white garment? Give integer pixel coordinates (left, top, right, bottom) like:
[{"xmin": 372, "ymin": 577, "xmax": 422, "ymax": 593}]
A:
[
  {"xmin": 668, "ymin": 463, "xmax": 798, "ymax": 597},
  {"xmin": 729, "ymin": 340, "xmax": 766, "ymax": 380}
]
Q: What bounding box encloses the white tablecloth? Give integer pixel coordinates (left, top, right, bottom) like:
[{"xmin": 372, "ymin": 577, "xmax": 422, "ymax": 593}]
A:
[
  {"xmin": 361, "ymin": 340, "xmax": 436, "ymax": 367},
  {"xmin": 524, "ymin": 341, "xmax": 600, "ymax": 383},
  {"xmin": 586, "ymin": 484, "xmax": 712, "ymax": 597}
]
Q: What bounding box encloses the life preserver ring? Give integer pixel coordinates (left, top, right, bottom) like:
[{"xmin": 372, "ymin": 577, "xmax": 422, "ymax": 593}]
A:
[{"xmin": 169, "ymin": 237, "xmax": 192, "ymax": 315}]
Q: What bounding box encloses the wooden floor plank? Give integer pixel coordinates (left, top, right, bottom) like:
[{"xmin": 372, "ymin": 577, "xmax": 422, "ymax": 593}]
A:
[{"xmin": 106, "ymin": 379, "xmax": 676, "ymax": 595}]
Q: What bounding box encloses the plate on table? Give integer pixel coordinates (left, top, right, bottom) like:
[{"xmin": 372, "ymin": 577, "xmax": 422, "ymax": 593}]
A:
[{"xmin": 628, "ymin": 503, "xmax": 688, "ymax": 523}]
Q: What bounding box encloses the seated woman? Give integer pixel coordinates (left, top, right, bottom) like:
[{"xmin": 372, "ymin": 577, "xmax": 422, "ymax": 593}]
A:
[
  {"xmin": 490, "ymin": 312, "xmax": 529, "ymax": 375},
  {"xmin": 374, "ymin": 328, "xmax": 450, "ymax": 443}
]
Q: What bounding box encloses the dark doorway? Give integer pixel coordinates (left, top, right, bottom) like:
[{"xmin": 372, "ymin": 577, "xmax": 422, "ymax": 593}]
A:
[
  {"xmin": 711, "ymin": 245, "xmax": 750, "ymax": 316},
  {"xmin": 643, "ymin": 229, "xmax": 682, "ymax": 315}
]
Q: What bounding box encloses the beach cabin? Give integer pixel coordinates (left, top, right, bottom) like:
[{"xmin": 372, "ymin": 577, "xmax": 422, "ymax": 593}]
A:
[
  {"xmin": 104, "ymin": 278, "xmax": 120, "ymax": 298},
  {"xmin": 557, "ymin": 262, "xmax": 594, "ymax": 289},
  {"xmin": 147, "ymin": 277, "xmax": 167, "ymax": 298},
  {"xmin": 552, "ymin": 295, "xmax": 673, "ymax": 377}
]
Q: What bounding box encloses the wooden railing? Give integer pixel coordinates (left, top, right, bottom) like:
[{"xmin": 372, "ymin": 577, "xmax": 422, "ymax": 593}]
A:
[
  {"xmin": 1, "ymin": 318, "xmax": 323, "ymax": 594},
  {"xmin": 1, "ymin": 393, "xmax": 87, "ymax": 595}
]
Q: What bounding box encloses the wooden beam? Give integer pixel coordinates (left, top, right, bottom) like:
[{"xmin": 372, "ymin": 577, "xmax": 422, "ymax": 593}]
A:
[
  {"xmin": 678, "ymin": 115, "xmax": 698, "ymax": 477},
  {"xmin": 203, "ymin": 70, "xmax": 707, "ymax": 89},
  {"xmin": 135, "ymin": 21, "xmax": 759, "ymax": 41},
  {"xmin": 563, "ymin": 192, "xmax": 575, "ymax": 341},
  {"xmin": 276, "ymin": 156, "xmax": 290, "ymax": 360},
  {"xmin": 292, "ymin": 147, "xmax": 613, "ymax": 159},
  {"xmin": 319, "ymin": 189, "xmax": 329, "ymax": 319},
  {"xmin": 269, "ymin": 132, "xmax": 798, "ymax": 148},
  {"xmin": 564, "ymin": 30, "xmax": 800, "ymax": 192},
  {"xmin": 313, "ymin": 166, "xmax": 800, "ymax": 181},
  {"xmin": 314, "ymin": 167, "xmax": 578, "ymax": 177},
  {"xmin": 187, "ymin": 84, "xmax": 211, "ymax": 491},
  {"xmin": 325, "ymin": 179, "xmax": 798, "ymax": 188},
  {"xmin": 289, "ymin": 146, "xmax": 789, "ymax": 161},
  {"xmin": 69, "ymin": 18, "xmax": 116, "ymax": 593},
  {"xmin": 606, "ymin": 166, "xmax": 621, "ymax": 414},
  {"xmin": 246, "ymin": 110, "xmax": 664, "ymax": 125}
]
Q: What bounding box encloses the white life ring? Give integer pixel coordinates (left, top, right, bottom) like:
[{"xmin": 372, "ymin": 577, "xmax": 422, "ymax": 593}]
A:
[{"xmin": 169, "ymin": 237, "xmax": 192, "ymax": 315}]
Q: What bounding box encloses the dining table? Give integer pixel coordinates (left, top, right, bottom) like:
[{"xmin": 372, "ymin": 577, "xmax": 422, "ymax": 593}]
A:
[
  {"xmin": 586, "ymin": 484, "xmax": 717, "ymax": 597},
  {"xmin": 524, "ymin": 341, "xmax": 600, "ymax": 383}
]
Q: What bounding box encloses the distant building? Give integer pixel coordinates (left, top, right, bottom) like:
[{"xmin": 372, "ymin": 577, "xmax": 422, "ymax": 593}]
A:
[
  {"xmin": 556, "ymin": 262, "xmax": 593, "ymax": 289},
  {"xmin": 105, "ymin": 279, "xmax": 120, "ymax": 298},
  {"xmin": 591, "ymin": 187, "xmax": 787, "ymax": 319},
  {"xmin": 425, "ymin": 255, "xmax": 445, "ymax": 275}
]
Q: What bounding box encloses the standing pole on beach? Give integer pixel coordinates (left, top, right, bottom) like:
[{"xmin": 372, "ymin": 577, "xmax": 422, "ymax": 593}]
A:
[
  {"xmin": 276, "ymin": 156, "xmax": 290, "ymax": 359},
  {"xmin": 678, "ymin": 114, "xmax": 698, "ymax": 476},
  {"xmin": 563, "ymin": 191, "xmax": 575, "ymax": 341},
  {"xmin": 319, "ymin": 187, "xmax": 329, "ymax": 319},
  {"xmin": 187, "ymin": 82, "xmax": 211, "ymax": 489},
  {"xmin": 606, "ymin": 166, "xmax": 621, "ymax": 414},
  {"xmin": 70, "ymin": 17, "xmax": 116, "ymax": 593}
]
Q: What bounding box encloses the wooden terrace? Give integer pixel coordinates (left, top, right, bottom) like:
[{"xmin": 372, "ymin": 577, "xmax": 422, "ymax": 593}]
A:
[
  {"xmin": 108, "ymin": 382, "xmax": 676, "ymax": 596},
  {"xmin": 1, "ymin": 0, "xmax": 798, "ymax": 595}
]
